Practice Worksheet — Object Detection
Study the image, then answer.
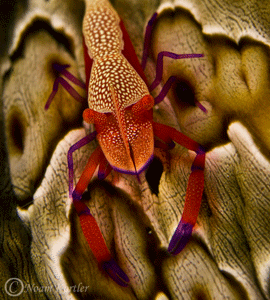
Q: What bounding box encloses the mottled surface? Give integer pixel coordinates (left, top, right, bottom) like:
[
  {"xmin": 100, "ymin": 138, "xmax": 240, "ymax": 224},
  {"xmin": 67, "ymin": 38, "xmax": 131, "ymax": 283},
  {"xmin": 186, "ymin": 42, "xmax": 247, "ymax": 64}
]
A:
[{"xmin": 1, "ymin": 0, "xmax": 270, "ymax": 299}]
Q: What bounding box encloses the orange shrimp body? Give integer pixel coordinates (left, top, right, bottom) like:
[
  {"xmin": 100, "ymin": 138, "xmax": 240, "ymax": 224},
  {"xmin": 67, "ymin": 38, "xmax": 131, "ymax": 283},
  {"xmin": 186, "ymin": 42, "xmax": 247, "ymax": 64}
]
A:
[
  {"xmin": 46, "ymin": 0, "xmax": 206, "ymax": 287},
  {"xmin": 93, "ymin": 107, "xmax": 154, "ymax": 174},
  {"xmin": 82, "ymin": 0, "xmax": 154, "ymax": 174}
]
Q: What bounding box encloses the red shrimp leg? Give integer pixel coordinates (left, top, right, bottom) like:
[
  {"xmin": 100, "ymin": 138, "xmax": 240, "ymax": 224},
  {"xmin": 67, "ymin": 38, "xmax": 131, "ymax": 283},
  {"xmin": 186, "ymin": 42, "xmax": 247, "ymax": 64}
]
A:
[
  {"xmin": 119, "ymin": 20, "xmax": 148, "ymax": 83},
  {"xmin": 83, "ymin": 38, "xmax": 93, "ymax": 88},
  {"xmin": 153, "ymin": 122, "xmax": 205, "ymax": 255},
  {"xmin": 45, "ymin": 63, "xmax": 86, "ymax": 110},
  {"xmin": 68, "ymin": 135, "xmax": 129, "ymax": 286},
  {"xmin": 98, "ymin": 152, "xmax": 112, "ymax": 180},
  {"xmin": 72, "ymin": 148, "xmax": 129, "ymax": 286},
  {"xmin": 154, "ymin": 139, "xmax": 175, "ymax": 151},
  {"xmin": 67, "ymin": 131, "xmax": 97, "ymax": 197}
]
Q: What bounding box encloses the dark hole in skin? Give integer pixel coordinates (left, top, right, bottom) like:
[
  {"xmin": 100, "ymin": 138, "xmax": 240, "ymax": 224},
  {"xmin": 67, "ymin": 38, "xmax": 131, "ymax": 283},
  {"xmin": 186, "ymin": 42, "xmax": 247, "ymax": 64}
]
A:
[
  {"xmin": 195, "ymin": 290, "xmax": 209, "ymax": 300},
  {"xmin": 17, "ymin": 196, "xmax": 33, "ymax": 210},
  {"xmin": 173, "ymin": 79, "xmax": 197, "ymax": 109},
  {"xmin": 47, "ymin": 60, "xmax": 69, "ymax": 80},
  {"xmin": 9, "ymin": 114, "xmax": 25, "ymax": 154},
  {"xmin": 145, "ymin": 157, "xmax": 163, "ymax": 195}
]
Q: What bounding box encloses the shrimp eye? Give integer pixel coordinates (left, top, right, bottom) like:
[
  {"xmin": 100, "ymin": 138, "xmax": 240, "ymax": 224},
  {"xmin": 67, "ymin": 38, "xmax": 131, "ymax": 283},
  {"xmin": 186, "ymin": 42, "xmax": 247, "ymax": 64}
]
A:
[
  {"xmin": 83, "ymin": 108, "xmax": 107, "ymax": 125},
  {"xmin": 132, "ymin": 95, "xmax": 154, "ymax": 116},
  {"xmin": 83, "ymin": 108, "xmax": 95, "ymax": 123}
]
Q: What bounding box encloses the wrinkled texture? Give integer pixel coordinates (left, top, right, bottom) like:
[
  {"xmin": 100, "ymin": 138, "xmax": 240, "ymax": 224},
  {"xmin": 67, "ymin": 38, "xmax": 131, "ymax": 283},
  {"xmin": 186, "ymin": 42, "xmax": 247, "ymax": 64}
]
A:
[
  {"xmin": 3, "ymin": 30, "xmax": 84, "ymax": 200},
  {"xmin": 1, "ymin": 0, "xmax": 270, "ymax": 299}
]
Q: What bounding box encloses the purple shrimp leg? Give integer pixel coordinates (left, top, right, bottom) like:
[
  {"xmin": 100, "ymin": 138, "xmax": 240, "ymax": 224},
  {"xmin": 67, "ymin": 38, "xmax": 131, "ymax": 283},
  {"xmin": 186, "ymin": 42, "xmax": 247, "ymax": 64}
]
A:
[
  {"xmin": 45, "ymin": 63, "xmax": 86, "ymax": 110},
  {"xmin": 149, "ymin": 52, "xmax": 204, "ymax": 91},
  {"xmin": 141, "ymin": 14, "xmax": 206, "ymax": 111},
  {"xmin": 67, "ymin": 131, "xmax": 97, "ymax": 198},
  {"xmin": 141, "ymin": 12, "xmax": 158, "ymax": 70},
  {"xmin": 154, "ymin": 75, "xmax": 177, "ymax": 105},
  {"xmin": 154, "ymin": 74, "xmax": 207, "ymax": 112},
  {"xmin": 150, "ymin": 51, "xmax": 207, "ymax": 112}
]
